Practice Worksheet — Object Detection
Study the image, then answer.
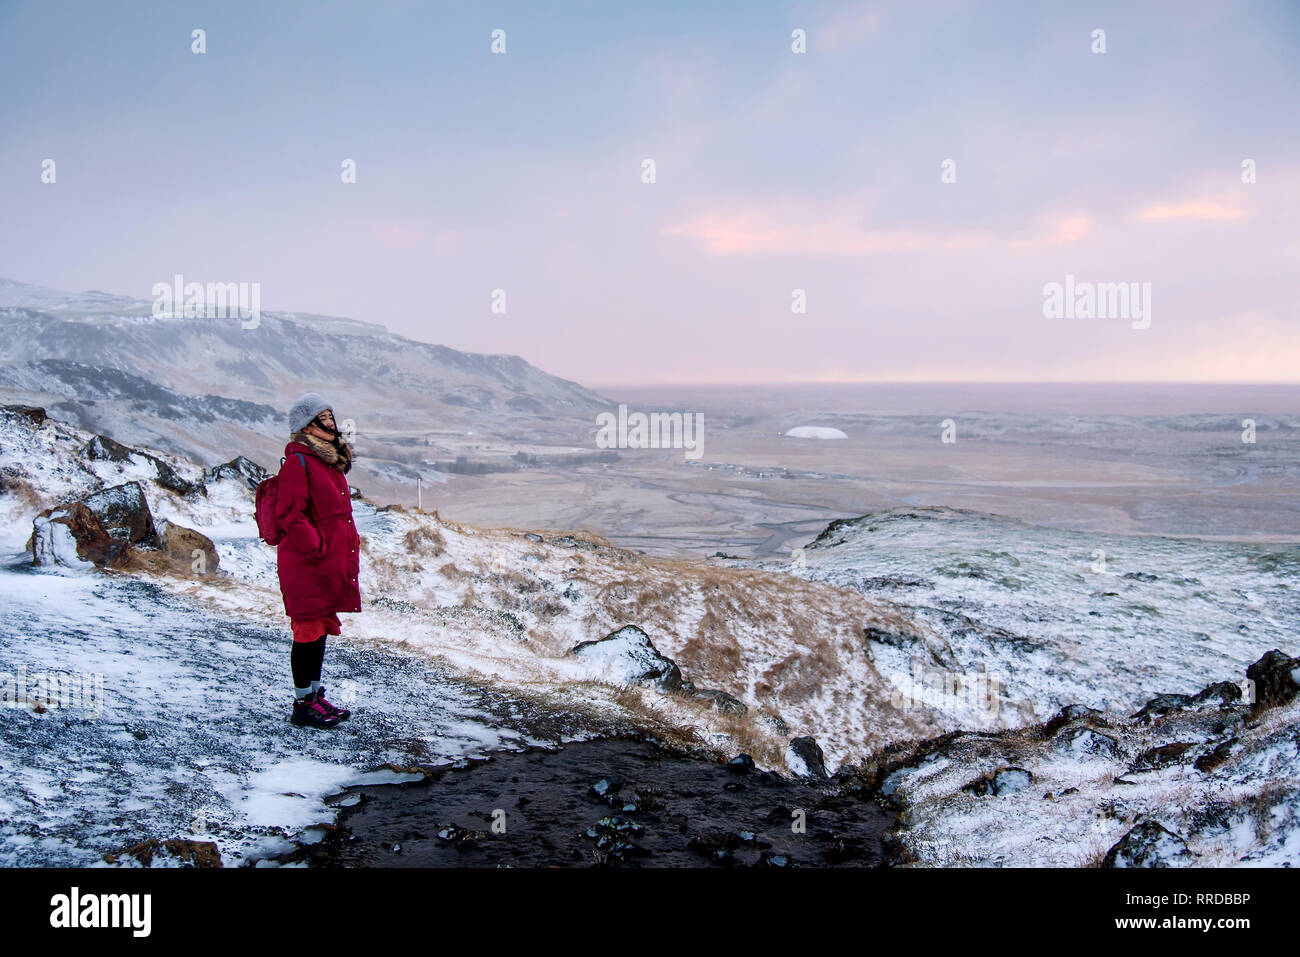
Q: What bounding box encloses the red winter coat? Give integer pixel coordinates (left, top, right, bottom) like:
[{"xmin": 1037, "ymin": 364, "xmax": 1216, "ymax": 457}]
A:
[{"xmin": 275, "ymin": 440, "xmax": 361, "ymax": 619}]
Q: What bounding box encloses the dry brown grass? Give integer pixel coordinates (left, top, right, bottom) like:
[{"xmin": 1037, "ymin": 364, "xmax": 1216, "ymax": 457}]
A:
[
  {"xmin": 365, "ymin": 551, "xmax": 429, "ymax": 592},
  {"xmin": 403, "ymin": 524, "xmax": 445, "ymax": 557}
]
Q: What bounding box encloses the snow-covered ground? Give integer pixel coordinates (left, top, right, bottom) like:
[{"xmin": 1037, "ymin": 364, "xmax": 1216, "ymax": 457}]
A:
[
  {"xmin": 2, "ymin": 406, "xmax": 1297, "ymax": 866},
  {"xmin": 0, "ymin": 406, "xmax": 949, "ymax": 864},
  {"xmin": 744, "ymin": 507, "xmax": 1300, "ymax": 866},
  {"xmin": 0, "ymin": 556, "xmax": 610, "ymax": 866},
  {"xmin": 759, "ymin": 507, "xmax": 1300, "ymax": 728}
]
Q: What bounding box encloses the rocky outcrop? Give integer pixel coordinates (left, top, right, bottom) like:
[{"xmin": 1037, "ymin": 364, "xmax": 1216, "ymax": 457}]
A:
[
  {"xmin": 28, "ymin": 481, "xmax": 168, "ymax": 570},
  {"xmin": 1246, "ymin": 649, "xmax": 1300, "ymax": 712},
  {"xmin": 84, "ymin": 482, "xmax": 157, "ymax": 545},
  {"xmin": 1102, "ymin": 821, "xmax": 1192, "ymax": 868},
  {"xmin": 570, "ymin": 625, "xmax": 754, "ymax": 724},
  {"xmin": 1041, "ymin": 703, "xmax": 1106, "ymax": 736},
  {"xmin": 786, "ymin": 736, "xmax": 829, "ymax": 779},
  {"xmin": 157, "ymin": 519, "xmax": 220, "ymax": 575},
  {"xmin": 1, "ymin": 404, "xmax": 47, "ymax": 426},
  {"xmin": 210, "ymin": 455, "xmax": 268, "ymax": 487},
  {"xmin": 1132, "ymin": 682, "xmax": 1241, "ymax": 724},
  {"xmin": 84, "ymin": 435, "xmax": 205, "ymax": 498},
  {"xmin": 571, "ymin": 625, "xmax": 682, "ymax": 692},
  {"xmin": 963, "ymin": 767, "xmax": 1032, "ymax": 797},
  {"xmin": 1052, "ymin": 725, "xmax": 1119, "ymax": 759},
  {"xmin": 84, "ymin": 433, "xmax": 135, "ymax": 463},
  {"xmin": 1128, "ymin": 741, "xmax": 1197, "ymax": 773},
  {"xmin": 30, "ymin": 502, "xmax": 129, "ymax": 568}
]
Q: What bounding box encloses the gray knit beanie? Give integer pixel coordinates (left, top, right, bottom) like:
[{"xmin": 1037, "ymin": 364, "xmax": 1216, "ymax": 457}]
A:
[{"xmin": 288, "ymin": 393, "xmax": 332, "ymax": 434}]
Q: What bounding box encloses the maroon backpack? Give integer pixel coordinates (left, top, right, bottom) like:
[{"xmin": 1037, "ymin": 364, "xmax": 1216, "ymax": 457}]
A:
[{"xmin": 254, "ymin": 452, "xmax": 308, "ymax": 546}]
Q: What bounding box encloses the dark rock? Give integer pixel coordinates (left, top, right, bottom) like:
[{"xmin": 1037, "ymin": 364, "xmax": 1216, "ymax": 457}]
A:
[
  {"xmin": 2, "ymin": 404, "xmax": 47, "ymax": 426},
  {"xmin": 787, "ymin": 736, "xmax": 829, "ymax": 779},
  {"xmin": 1053, "ymin": 725, "xmax": 1119, "ymax": 759},
  {"xmin": 728, "ymin": 754, "xmax": 755, "ymax": 774},
  {"xmin": 858, "ymin": 575, "xmax": 932, "ymax": 591},
  {"xmin": 1246, "ymin": 650, "xmax": 1300, "ymax": 712},
  {"xmin": 571, "ymin": 625, "xmax": 683, "ymax": 692},
  {"xmin": 862, "ymin": 625, "xmax": 923, "ymax": 651},
  {"xmin": 1122, "ymin": 571, "xmax": 1158, "ymax": 582},
  {"xmin": 584, "ymin": 814, "xmax": 648, "ymax": 862},
  {"xmin": 1132, "ymin": 693, "xmax": 1192, "ymax": 723},
  {"xmin": 1133, "ymin": 682, "xmax": 1243, "ymax": 724},
  {"xmin": 85, "ymin": 435, "xmax": 205, "ymax": 497},
  {"xmin": 876, "ymin": 738, "xmax": 959, "ymax": 797},
  {"xmin": 1194, "ymin": 739, "xmax": 1239, "ymax": 774},
  {"xmin": 585, "ymin": 777, "xmax": 651, "ymax": 812},
  {"xmin": 762, "ymin": 713, "xmax": 792, "ymax": 735},
  {"xmin": 147, "ymin": 457, "xmax": 205, "ymax": 498},
  {"xmin": 84, "ymin": 434, "xmax": 135, "ymax": 463},
  {"xmin": 963, "ymin": 767, "xmax": 1033, "ymax": 797},
  {"xmin": 29, "ymin": 502, "xmax": 130, "ymax": 568},
  {"xmin": 1102, "ymin": 821, "xmax": 1191, "ymax": 868},
  {"xmin": 84, "ymin": 481, "xmax": 157, "ymax": 545},
  {"xmin": 210, "ymin": 455, "xmax": 269, "ymax": 487},
  {"xmin": 1129, "ymin": 741, "xmax": 1196, "ymax": 772},
  {"xmin": 1042, "ymin": 703, "xmax": 1106, "ymax": 736},
  {"xmin": 1189, "ymin": 681, "xmax": 1242, "ymax": 709}
]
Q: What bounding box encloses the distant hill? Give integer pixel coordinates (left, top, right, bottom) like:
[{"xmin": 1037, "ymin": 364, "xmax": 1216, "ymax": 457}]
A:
[{"xmin": 0, "ymin": 278, "xmax": 611, "ymax": 493}]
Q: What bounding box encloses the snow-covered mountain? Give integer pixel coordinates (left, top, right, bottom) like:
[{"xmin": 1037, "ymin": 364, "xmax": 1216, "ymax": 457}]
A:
[{"xmin": 0, "ymin": 278, "xmax": 610, "ymax": 497}]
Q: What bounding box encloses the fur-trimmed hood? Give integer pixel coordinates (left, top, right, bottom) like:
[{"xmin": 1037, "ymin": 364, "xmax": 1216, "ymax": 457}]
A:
[{"xmin": 290, "ymin": 431, "xmax": 353, "ymax": 474}]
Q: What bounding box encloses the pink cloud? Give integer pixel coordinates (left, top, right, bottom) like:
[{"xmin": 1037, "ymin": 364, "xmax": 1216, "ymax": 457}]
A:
[
  {"xmin": 1055, "ymin": 216, "xmax": 1089, "ymax": 242},
  {"xmin": 1006, "ymin": 215, "xmax": 1090, "ymax": 251},
  {"xmin": 661, "ymin": 203, "xmax": 991, "ymax": 255},
  {"xmin": 1141, "ymin": 200, "xmax": 1243, "ymax": 221}
]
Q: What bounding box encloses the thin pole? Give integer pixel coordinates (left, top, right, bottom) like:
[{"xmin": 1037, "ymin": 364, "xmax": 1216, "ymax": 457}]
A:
[{"xmin": 417, "ymin": 475, "xmax": 422, "ymax": 513}]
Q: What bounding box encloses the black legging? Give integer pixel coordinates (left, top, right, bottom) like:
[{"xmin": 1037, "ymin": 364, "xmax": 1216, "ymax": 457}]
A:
[{"xmin": 291, "ymin": 636, "xmax": 327, "ymax": 689}]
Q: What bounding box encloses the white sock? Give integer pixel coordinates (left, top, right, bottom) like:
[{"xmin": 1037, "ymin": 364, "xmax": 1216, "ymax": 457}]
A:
[
  {"xmin": 294, "ymin": 686, "xmax": 313, "ymax": 700},
  {"xmin": 311, "ymin": 680, "xmax": 322, "ymax": 694}
]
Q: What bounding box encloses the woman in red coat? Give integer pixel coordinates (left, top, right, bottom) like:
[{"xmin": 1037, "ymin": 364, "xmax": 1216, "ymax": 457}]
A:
[{"xmin": 277, "ymin": 393, "xmax": 362, "ymax": 729}]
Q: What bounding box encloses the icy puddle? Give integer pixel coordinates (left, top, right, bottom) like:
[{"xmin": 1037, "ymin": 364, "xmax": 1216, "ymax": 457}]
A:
[{"xmin": 0, "ymin": 556, "xmax": 606, "ymax": 866}]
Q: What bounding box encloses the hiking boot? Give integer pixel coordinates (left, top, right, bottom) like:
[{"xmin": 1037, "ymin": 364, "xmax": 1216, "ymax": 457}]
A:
[
  {"xmin": 315, "ymin": 684, "xmax": 351, "ymax": 721},
  {"xmin": 290, "ymin": 692, "xmax": 341, "ymax": 729}
]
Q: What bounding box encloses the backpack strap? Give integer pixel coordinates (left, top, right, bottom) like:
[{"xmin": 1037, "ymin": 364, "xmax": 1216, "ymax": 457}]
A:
[{"xmin": 293, "ymin": 451, "xmax": 315, "ymax": 521}]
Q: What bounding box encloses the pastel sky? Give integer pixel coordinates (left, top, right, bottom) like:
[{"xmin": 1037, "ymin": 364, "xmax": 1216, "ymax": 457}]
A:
[{"xmin": 1, "ymin": 0, "xmax": 1297, "ymax": 384}]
